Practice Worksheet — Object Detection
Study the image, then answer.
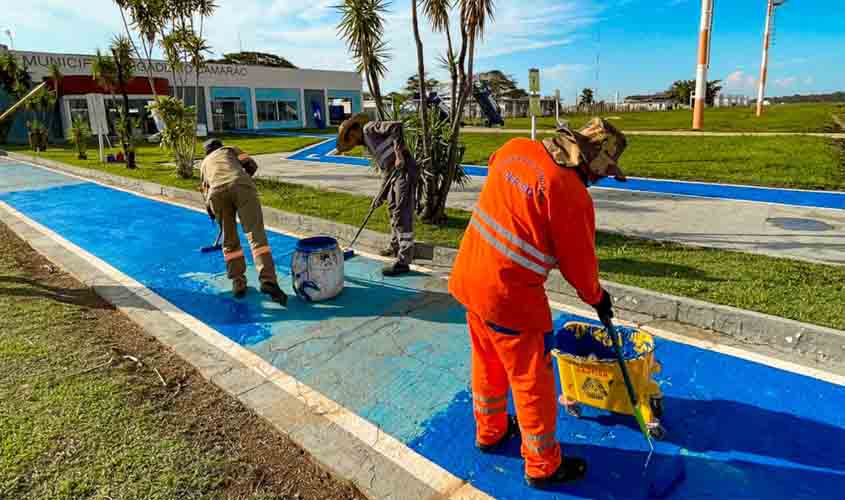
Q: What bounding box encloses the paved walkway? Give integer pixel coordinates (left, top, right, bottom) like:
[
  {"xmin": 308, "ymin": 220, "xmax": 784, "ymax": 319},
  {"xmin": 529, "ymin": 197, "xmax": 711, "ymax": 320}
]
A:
[
  {"xmin": 257, "ymin": 141, "xmax": 845, "ymax": 265},
  {"xmin": 2, "ymin": 158, "xmax": 844, "ymax": 499},
  {"xmin": 463, "ymin": 127, "xmax": 845, "ymax": 138},
  {"xmin": 0, "ymin": 160, "xmax": 845, "ymax": 500}
]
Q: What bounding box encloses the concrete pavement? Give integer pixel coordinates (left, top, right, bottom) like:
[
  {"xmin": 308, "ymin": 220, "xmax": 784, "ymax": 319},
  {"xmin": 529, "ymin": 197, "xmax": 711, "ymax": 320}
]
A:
[
  {"xmin": 255, "ymin": 153, "xmax": 845, "ymax": 265},
  {"xmin": 2, "ymin": 158, "xmax": 845, "ymax": 500}
]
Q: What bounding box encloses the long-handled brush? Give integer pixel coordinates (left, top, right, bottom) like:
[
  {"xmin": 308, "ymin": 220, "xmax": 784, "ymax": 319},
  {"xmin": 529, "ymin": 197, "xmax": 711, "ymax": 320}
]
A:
[
  {"xmin": 343, "ymin": 169, "xmax": 400, "ymax": 260},
  {"xmin": 601, "ymin": 317, "xmax": 685, "ymax": 498},
  {"xmin": 200, "ymin": 223, "xmax": 223, "ymax": 253}
]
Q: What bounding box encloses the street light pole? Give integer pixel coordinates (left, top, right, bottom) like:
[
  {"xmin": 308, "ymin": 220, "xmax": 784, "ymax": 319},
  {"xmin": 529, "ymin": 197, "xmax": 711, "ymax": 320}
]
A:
[
  {"xmin": 756, "ymin": 0, "xmax": 784, "ymax": 117},
  {"xmin": 692, "ymin": 0, "xmax": 714, "ymax": 130}
]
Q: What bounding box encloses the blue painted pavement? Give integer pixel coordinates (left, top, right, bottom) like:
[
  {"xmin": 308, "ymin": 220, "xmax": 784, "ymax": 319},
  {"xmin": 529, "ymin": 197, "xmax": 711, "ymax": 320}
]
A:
[
  {"xmin": 1, "ymin": 160, "xmax": 844, "ymax": 499},
  {"xmin": 288, "ymin": 138, "xmax": 845, "ymax": 210}
]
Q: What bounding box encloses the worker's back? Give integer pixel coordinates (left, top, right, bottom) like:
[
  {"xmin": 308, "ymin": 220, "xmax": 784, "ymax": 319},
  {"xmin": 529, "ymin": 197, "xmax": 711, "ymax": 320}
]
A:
[
  {"xmin": 200, "ymin": 146, "xmax": 251, "ymax": 192},
  {"xmin": 449, "ymin": 138, "xmax": 602, "ymax": 333}
]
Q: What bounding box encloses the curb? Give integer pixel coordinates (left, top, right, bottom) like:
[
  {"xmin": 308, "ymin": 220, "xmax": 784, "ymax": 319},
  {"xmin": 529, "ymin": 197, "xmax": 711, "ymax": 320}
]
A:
[
  {"xmin": 6, "ymin": 151, "xmax": 845, "ymax": 368},
  {"xmin": 0, "ymin": 166, "xmax": 490, "ymax": 500}
]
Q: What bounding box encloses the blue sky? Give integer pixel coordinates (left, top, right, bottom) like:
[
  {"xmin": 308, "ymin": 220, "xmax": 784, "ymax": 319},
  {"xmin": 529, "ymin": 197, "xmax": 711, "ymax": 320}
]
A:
[{"xmin": 2, "ymin": 0, "xmax": 842, "ymax": 101}]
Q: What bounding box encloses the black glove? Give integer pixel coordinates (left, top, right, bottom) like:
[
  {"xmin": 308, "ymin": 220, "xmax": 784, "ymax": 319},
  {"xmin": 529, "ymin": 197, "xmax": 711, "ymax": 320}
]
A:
[{"xmin": 592, "ymin": 289, "xmax": 614, "ymax": 324}]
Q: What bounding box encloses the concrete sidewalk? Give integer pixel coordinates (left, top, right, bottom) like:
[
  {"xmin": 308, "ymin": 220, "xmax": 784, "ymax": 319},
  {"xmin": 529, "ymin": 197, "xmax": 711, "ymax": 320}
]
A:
[
  {"xmin": 254, "ymin": 154, "xmax": 845, "ymax": 265},
  {"xmin": 3, "ymin": 158, "xmax": 845, "ymax": 500}
]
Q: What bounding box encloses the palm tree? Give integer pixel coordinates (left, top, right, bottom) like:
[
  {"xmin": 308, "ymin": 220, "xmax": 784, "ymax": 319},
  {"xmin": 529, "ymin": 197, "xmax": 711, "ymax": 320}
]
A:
[
  {"xmin": 46, "ymin": 63, "xmax": 63, "ymax": 139},
  {"xmin": 579, "ymin": 88, "xmax": 594, "ymax": 107},
  {"xmin": 336, "ymin": 0, "xmax": 391, "ymax": 119},
  {"xmin": 411, "ymin": 0, "xmax": 430, "ymax": 166},
  {"xmin": 428, "ymin": 0, "xmax": 495, "ymax": 224},
  {"xmin": 110, "ymin": 35, "xmax": 137, "ymax": 169},
  {"xmin": 423, "ymin": 0, "xmax": 456, "ymax": 113}
]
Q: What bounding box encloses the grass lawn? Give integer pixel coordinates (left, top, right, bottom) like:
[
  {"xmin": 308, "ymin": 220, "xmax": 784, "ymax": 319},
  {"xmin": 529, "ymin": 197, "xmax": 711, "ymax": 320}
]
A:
[
  {"xmin": 4, "ymin": 148, "xmax": 845, "ymax": 330},
  {"xmin": 344, "ymin": 132, "xmax": 845, "ymax": 191},
  {"xmin": 498, "ymin": 103, "xmax": 845, "ymax": 133},
  {"xmin": 0, "ymin": 224, "xmax": 362, "ymax": 500}
]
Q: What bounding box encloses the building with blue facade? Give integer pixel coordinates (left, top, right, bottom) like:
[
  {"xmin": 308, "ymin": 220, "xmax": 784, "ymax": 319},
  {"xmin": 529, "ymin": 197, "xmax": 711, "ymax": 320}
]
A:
[{"xmin": 1, "ymin": 49, "xmax": 363, "ymax": 143}]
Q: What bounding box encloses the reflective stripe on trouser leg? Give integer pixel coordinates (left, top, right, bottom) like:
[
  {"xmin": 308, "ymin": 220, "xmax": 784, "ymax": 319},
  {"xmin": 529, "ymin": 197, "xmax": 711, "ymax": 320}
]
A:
[
  {"xmin": 467, "ymin": 311, "xmax": 510, "ymax": 446},
  {"xmin": 485, "ymin": 315, "xmax": 561, "ymax": 478},
  {"xmin": 209, "ymin": 188, "xmax": 247, "ymax": 284},
  {"xmin": 390, "ymin": 169, "xmax": 416, "ymax": 265},
  {"xmin": 233, "ymin": 182, "xmax": 278, "ymax": 285}
]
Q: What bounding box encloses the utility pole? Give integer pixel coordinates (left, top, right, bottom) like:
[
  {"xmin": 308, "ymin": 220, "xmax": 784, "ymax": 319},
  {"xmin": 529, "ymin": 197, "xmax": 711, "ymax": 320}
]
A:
[
  {"xmin": 756, "ymin": 0, "xmax": 786, "ymax": 117},
  {"xmin": 692, "ymin": 0, "xmax": 714, "ymax": 130}
]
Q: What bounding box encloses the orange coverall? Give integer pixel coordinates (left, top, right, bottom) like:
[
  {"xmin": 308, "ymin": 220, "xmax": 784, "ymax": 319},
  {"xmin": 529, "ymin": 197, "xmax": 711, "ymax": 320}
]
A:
[{"xmin": 448, "ymin": 138, "xmax": 604, "ymax": 479}]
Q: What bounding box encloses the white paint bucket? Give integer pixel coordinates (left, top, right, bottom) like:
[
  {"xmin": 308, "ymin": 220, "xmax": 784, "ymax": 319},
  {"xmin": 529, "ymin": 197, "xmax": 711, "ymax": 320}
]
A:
[{"xmin": 291, "ymin": 236, "xmax": 344, "ymax": 302}]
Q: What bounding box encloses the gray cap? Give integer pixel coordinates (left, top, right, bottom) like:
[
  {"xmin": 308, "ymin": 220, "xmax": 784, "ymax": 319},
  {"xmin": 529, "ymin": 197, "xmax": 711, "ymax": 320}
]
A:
[{"xmin": 203, "ymin": 138, "xmax": 223, "ymax": 155}]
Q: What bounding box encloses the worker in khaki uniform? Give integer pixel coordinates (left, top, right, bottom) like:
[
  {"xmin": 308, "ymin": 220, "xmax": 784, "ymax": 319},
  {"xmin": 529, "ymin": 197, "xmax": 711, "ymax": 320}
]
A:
[
  {"xmin": 336, "ymin": 113, "xmax": 417, "ymax": 277},
  {"xmin": 200, "ymin": 139, "xmax": 287, "ymax": 305},
  {"xmin": 448, "ymin": 118, "xmax": 627, "ymax": 489}
]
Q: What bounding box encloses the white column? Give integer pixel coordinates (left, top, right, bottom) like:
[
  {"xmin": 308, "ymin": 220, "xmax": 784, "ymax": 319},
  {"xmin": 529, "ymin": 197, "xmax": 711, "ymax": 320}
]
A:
[
  {"xmin": 323, "ymin": 87, "xmax": 330, "ymax": 128},
  {"xmin": 756, "ymin": 0, "xmax": 774, "ymax": 117},
  {"xmin": 250, "ymin": 88, "xmax": 259, "ymax": 130},
  {"xmin": 692, "ymin": 0, "xmax": 714, "ymax": 130},
  {"xmin": 204, "ymin": 86, "xmax": 215, "ymax": 133},
  {"xmin": 300, "ymin": 88, "xmax": 306, "ymax": 127}
]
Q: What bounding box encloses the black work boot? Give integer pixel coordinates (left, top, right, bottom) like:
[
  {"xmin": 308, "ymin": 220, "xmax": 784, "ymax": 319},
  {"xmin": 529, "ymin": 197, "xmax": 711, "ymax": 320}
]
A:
[
  {"xmin": 525, "ymin": 457, "xmax": 588, "ymax": 489},
  {"xmin": 477, "ymin": 415, "xmax": 520, "ymax": 453},
  {"xmin": 382, "ymin": 261, "xmax": 411, "ymax": 277},
  {"xmin": 233, "ymin": 279, "xmax": 247, "ymax": 299},
  {"xmin": 260, "ymin": 281, "xmax": 288, "ymax": 306}
]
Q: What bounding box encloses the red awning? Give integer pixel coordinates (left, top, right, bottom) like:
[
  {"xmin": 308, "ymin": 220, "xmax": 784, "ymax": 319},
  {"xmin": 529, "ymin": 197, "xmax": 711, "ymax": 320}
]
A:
[{"xmin": 57, "ymin": 75, "xmax": 170, "ymax": 96}]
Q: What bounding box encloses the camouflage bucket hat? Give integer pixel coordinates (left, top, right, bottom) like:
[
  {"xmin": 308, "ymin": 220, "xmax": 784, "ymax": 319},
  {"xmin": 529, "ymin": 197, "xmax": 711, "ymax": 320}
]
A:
[
  {"xmin": 542, "ymin": 117, "xmax": 627, "ymax": 183},
  {"xmin": 336, "ymin": 113, "xmax": 370, "ymax": 153}
]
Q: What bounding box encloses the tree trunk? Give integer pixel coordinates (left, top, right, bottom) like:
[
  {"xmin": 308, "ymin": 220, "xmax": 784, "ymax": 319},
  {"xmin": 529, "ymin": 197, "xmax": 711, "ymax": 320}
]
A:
[
  {"xmin": 428, "ymin": 32, "xmax": 476, "ymax": 224},
  {"xmin": 115, "ymin": 51, "xmax": 136, "ymax": 169},
  {"xmin": 367, "ymin": 65, "xmax": 388, "ymax": 120},
  {"xmin": 411, "ymin": 0, "xmax": 429, "ymax": 165}
]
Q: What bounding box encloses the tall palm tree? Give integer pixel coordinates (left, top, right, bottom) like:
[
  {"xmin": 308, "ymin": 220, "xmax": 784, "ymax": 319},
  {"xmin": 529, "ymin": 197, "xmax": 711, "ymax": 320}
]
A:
[
  {"xmin": 423, "ymin": 0, "xmax": 457, "ymax": 113},
  {"xmin": 336, "ymin": 0, "xmax": 391, "ymax": 119},
  {"xmin": 428, "ymin": 0, "xmax": 495, "ymax": 223},
  {"xmin": 110, "ymin": 35, "xmax": 137, "ymax": 168},
  {"xmin": 411, "ymin": 0, "xmax": 430, "ymax": 165},
  {"xmin": 47, "ymin": 63, "xmax": 63, "ymax": 138}
]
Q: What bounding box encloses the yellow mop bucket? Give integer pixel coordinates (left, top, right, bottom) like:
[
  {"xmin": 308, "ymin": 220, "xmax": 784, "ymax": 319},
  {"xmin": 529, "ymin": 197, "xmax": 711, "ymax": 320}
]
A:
[{"xmin": 551, "ymin": 321, "xmax": 666, "ymax": 439}]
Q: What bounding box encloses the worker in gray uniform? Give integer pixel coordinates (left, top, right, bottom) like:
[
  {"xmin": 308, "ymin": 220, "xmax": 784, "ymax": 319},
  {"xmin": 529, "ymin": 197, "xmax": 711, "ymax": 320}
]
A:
[
  {"xmin": 336, "ymin": 113, "xmax": 417, "ymax": 276},
  {"xmin": 200, "ymin": 139, "xmax": 287, "ymax": 305}
]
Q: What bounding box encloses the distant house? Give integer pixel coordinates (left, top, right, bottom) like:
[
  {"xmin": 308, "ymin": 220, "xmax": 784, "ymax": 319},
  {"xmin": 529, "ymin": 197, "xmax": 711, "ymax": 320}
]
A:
[
  {"xmin": 714, "ymin": 94, "xmax": 751, "ymax": 107},
  {"xmin": 623, "ymin": 92, "xmax": 676, "ymax": 111}
]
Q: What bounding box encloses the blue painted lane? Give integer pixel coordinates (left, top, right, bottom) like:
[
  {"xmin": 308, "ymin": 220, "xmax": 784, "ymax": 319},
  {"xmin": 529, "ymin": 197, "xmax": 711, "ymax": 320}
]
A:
[
  {"xmin": 288, "ymin": 138, "xmax": 845, "ymax": 210},
  {"xmin": 2, "ymin": 161, "xmax": 844, "ymax": 499}
]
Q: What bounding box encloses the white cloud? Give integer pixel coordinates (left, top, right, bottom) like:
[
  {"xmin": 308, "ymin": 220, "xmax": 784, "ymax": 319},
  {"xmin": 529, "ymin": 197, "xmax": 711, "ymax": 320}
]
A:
[
  {"xmin": 8, "ymin": 0, "xmax": 601, "ymax": 93},
  {"xmin": 725, "ymin": 70, "xmax": 757, "ymax": 91}
]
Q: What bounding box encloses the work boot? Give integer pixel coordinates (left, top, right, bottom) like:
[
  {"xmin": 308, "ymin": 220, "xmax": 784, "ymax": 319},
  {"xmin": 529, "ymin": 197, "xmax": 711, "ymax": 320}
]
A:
[
  {"xmin": 260, "ymin": 281, "xmax": 288, "ymax": 306},
  {"xmin": 382, "ymin": 261, "xmax": 411, "ymax": 277},
  {"xmin": 233, "ymin": 279, "xmax": 247, "ymax": 299},
  {"xmin": 379, "ymin": 246, "xmax": 398, "ymax": 258},
  {"xmin": 477, "ymin": 415, "xmax": 520, "ymax": 453},
  {"xmin": 525, "ymin": 457, "xmax": 588, "ymax": 490}
]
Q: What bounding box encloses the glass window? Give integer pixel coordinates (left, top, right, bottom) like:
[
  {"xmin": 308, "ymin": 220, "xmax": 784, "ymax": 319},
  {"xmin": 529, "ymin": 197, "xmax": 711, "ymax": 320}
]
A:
[
  {"xmin": 68, "ymin": 98, "xmax": 89, "ymax": 125},
  {"xmin": 257, "ymin": 100, "xmax": 277, "ymax": 122},
  {"xmin": 278, "ymin": 101, "xmax": 299, "ymax": 122}
]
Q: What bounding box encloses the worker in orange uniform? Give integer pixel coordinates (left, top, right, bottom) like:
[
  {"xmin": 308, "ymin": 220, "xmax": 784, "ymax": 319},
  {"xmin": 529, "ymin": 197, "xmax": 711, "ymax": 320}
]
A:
[{"xmin": 448, "ymin": 118, "xmax": 627, "ymax": 489}]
